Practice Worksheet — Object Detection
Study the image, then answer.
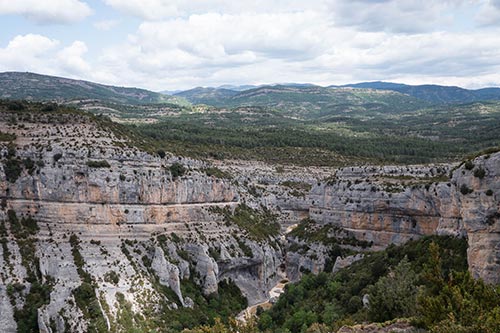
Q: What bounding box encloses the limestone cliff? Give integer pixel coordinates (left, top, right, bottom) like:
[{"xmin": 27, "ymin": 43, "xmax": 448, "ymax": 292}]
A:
[
  {"xmin": 0, "ymin": 108, "xmax": 283, "ymax": 332},
  {"xmin": 308, "ymin": 156, "xmax": 500, "ymax": 284},
  {"xmin": 1, "ymin": 104, "xmax": 499, "ymax": 333}
]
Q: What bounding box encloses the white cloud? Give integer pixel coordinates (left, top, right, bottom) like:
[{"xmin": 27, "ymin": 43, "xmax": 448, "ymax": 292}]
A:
[
  {"xmin": 328, "ymin": 0, "xmax": 467, "ymax": 33},
  {"xmin": 0, "ymin": 34, "xmax": 59, "ymax": 73},
  {"xmin": 102, "ymin": 0, "xmax": 326, "ymax": 20},
  {"xmin": 86, "ymin": 10, "xmax": 500, "ymax": 90},
  {"xmin": 0, "ymin": 0, "xmax": 92, "ymax": 24},
  {"xmin": 93, "ymin": 19, "xmax": 119, "ymax": 31},
  {"xmin": 57, "ymin": 41, "xmax": 91, "ymax": 75},
  {"xmin": 3, "ymin": 1, "xmax": 500, "ymax": 91},
  {"xmin": 0, "ymin": 34, "xmax": 95, "ymax": 80}
]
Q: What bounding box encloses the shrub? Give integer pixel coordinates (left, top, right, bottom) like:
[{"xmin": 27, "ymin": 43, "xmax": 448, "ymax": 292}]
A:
[
  {"xmin": 53, "ymin": 153, "xmax": 63, "ymax": 162},
  {"xmin": 0, "ymin": 131, "xmax": 16, "ymax": 142},
  {"xmin": 157, "ymin": 149, "xmax": 166, "ymax": 158},
  {"xmin": 464, "ymin": 160, "xmax": 474, "ymax": 170},
  {"xmin": 4, "ymin": 159, "xmax": 22, "ymax": 183},
  {"xmin": 473, "ymin": 167, "xmax": 486, "ymax": 179},
  {"xmin": 169, "ymin": 162, "xmax": 186, "ymax": 179},
  {"xmin": 417, "ymin": 243, "xmax": 500, "ymax": 332},
  {"xmin": 460, "ymin": 184, "xmax": 473, "ymax": 195},
  {"xmin": 7, "ymin": 101, "xmax": 25, "ymax": 111},
  {"xmin": 202, "ymin": 167, "xmax": 232, "ymax": 179},
  {"xmin": 104, "ymin": 271, "xmax": 120, "ymax": 285}
]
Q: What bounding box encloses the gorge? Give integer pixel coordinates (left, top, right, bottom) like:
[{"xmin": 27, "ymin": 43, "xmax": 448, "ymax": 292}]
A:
[{"xmin": 0, "ymin": 102, "xmax": 499, "ymax": 332}]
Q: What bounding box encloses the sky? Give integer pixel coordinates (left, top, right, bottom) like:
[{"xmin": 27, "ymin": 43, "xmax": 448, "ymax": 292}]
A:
[{"xmin": 1, "ymin": 0, "xmax": 500, "ymax": 91}]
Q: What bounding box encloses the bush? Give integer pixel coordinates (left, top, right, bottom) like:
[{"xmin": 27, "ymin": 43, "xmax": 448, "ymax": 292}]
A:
[
  {"xmin": 460, "ymin": 184, "xmax": 473, "ymax": 195},
  {"xmin": 53, "ymin": 153, "xmax": 63, "ymax": 162},
  {"xmin": 0, "ymin": 131, "xmax": 16, "ymax": 142},
  {"xmin": 3, "ymin": 159, "xmax": 22, "ymax": 183},
  {"xmin": 157, "ymin": 149, "xmax": 166, "ymax": 158},
  {"xmin": 169, "ymin": 162, "xmax": 186, "ymax": 179},
  {"xmin": 202, "ymin": 167, "xmax": 232, "ymax": 179},
  {"xmin": 104, "ymin": 271, "xmax": 120, "ymax": 285},
  {"xmin": 464, "ymin": 160, "xmax": 474, "ymax": 170},
  {"xmin": 473, "ymin": 167, "xmax": 486, "ymax": 179},
  {"xmin": 7, "ymin": 101, "xmax": 25, "ymax": 111}
]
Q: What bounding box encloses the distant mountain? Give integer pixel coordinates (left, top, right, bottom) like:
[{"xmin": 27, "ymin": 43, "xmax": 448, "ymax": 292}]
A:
[
  {"xmin": 174, "ymin": 87, "xmax": 239, "ymax": 105},
  {"xmin": 176, "ymin": 84, "xmax": 428, "ymax": 119},
  {"xmin": 0, "ymin": 72, "xmax": 176, "ymax": 104},
  {"xmin": 217, "ymin": 83, "xmax": 317, "ymax": 91},
  {"xmin": 339, "ymin": 81, "xmax": 500, "ymax": 104}
]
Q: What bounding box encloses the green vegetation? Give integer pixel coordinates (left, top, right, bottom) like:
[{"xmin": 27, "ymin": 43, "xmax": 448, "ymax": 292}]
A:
[
  {"xmin": 212, "ymin": 204, "xmax": 280, "ymax": 241},
  {"xmin": 69, "ymin": 234, "xmax": 108, "ymax": 333},
  {"xmin": 136, "ymin": 100, "xmax": 500, "ymax": 166},
  {"xmin": 163, "ymin": 279, "xmax": 248, "ymax": 330},
  {"xmin": 3, "ymin": 158, "xmax": 22, "ymax": 182},
  {"xmin": 0, "ymin": 131, "xmax": 16, "ymax": 141},
  {"xmin": 288, "ymin": 218, "xmax": 372, "ymax": 259},
  {"xmin": 122, "ymin": 278, "xmax": 248, "ymax": 332},
  {"xmin": 0, "ymin": 72, "xmax": 178, "ymax": 105},
  {"xmin": 460, "ymin": 184, "xmax": 473, "ymax": 195},
  {"xmin": 474, "ymin": 167, "xmax": 486, "ymax": 179},
  {"xmin": 257, "ymin": 236, "xmax": 468, "ymax": 333},
  {"xmin": 413, "ymin": 242, "xmax": 500, "ymax": 332},
  {"xmin": 2, "ymin": 151, "xmax": 42, "ymax": 182},
  {"xmin": 169, "ymin": 162, "xmax": 187, "ymax": 179},
  {"xmin": 5, "ymin": 210, "xmax": 53, "ymax": 333},
  {"xmin": 202, "ymin": 167, "xmax": 232, "ymax": 179}
]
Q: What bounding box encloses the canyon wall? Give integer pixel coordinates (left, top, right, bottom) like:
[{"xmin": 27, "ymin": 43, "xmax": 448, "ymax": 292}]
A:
[
  {"xmin": 308, "ymin": 155, "xmax": 500, "ymax": 284},
  {"xmin": 0, "ymin": 111, "xmax": 283, "ymax": 333},
  {"xmin": 1, "ymin": 107, "xmax": 499, "ymax": 333}
]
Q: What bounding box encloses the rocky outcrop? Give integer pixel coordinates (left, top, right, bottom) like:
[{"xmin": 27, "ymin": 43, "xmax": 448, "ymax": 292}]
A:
[
  {"xmin": 0, "ymin": 110, "xmax": 283, "ymax": 332},
  {"xmin": 310, "ymin": 155, "xmax": 500, "ymax": 284},
  {"xmin": 1, "ymin": 106, "xmax": 499, "ymax": 333}
]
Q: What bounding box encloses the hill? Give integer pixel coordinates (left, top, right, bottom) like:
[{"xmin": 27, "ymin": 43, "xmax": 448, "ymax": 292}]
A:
[
  {"xmin": 175, "ymin": 85, "xmax": 428, "ymax": 119},
  {"xmin": 0, "ymin": 71, "xmax": 179, "ymax": 105},
  {"xmin": 341, "ymin": 81, "xmax": 500, "ymax": 104},
  {"xmin": 174, "ymin": 86, "xmax": 239, "ymax": 105}
]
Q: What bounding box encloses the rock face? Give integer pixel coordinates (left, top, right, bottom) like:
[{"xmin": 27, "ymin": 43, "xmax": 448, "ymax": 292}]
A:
[
  {"xmin": 309, "ymin": 156, "xmax": 500, "ymax": 284},
  {"xmin": 1, "ymin": 106, "xmax": 499, "ymax": 332},
  {"xmin": 0, "ymin": 110, "xmax": 283, "ymax": 332}
]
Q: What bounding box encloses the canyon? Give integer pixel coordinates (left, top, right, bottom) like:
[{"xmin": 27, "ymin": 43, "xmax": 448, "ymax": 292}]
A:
[{"xmin": 0, "ymin": 106, "xmax": 499, "ymax": 332}]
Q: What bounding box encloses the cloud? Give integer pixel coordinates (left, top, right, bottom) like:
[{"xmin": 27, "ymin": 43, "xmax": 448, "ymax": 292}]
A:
[
  {"xmin": 0, "ymin": 34, "xmax": 94, "ymax": 79},
  {"xmin": 120, "ymin": 12, "xmax": 330, "ymax": 68},
  {"xmin": 0, "ymin": 0, "xmax": 92, "ymax": 24},
  {"xmin": 328, "ymin": 0, "xmax": 466, "ymax": 33},
  {"xmin": 86, "ymin": 10, "xmax": 500, "ymax": 90},
  {"xmin": 57, "ymin": 41, "xmax": 91, "ymax": 75},
  {"xmin": 476, "ymin": 0, "xmax": 500, "ymax": 26},
  {"xmin": 0, "ymin": 34, "xmax": 59, "ymax": 73},
  {"xmin": 102, "ymin": 0, "xmax": 326, "ymax": 20},
  {"xmin": 3, "ymin": 2, "xmax": 500, "ymax": 91},
  {"xmin": 93, "ymin": 19, "xmax": 119, "ymax": 31}
]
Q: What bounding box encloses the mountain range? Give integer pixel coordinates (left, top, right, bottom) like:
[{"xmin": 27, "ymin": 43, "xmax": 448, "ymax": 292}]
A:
[
  {"xmin": 0, "ymin": 71, "xmax": 176, "ymax": 105},
  {"xmin": 3, "ymin": 71, "xmax": 500, "ymax": 107}
]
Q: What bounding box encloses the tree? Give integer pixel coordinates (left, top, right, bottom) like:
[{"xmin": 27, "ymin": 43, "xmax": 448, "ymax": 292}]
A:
[{"xmin": 367, "ymin": 257, "xmax": 418, "ymax": 322}]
